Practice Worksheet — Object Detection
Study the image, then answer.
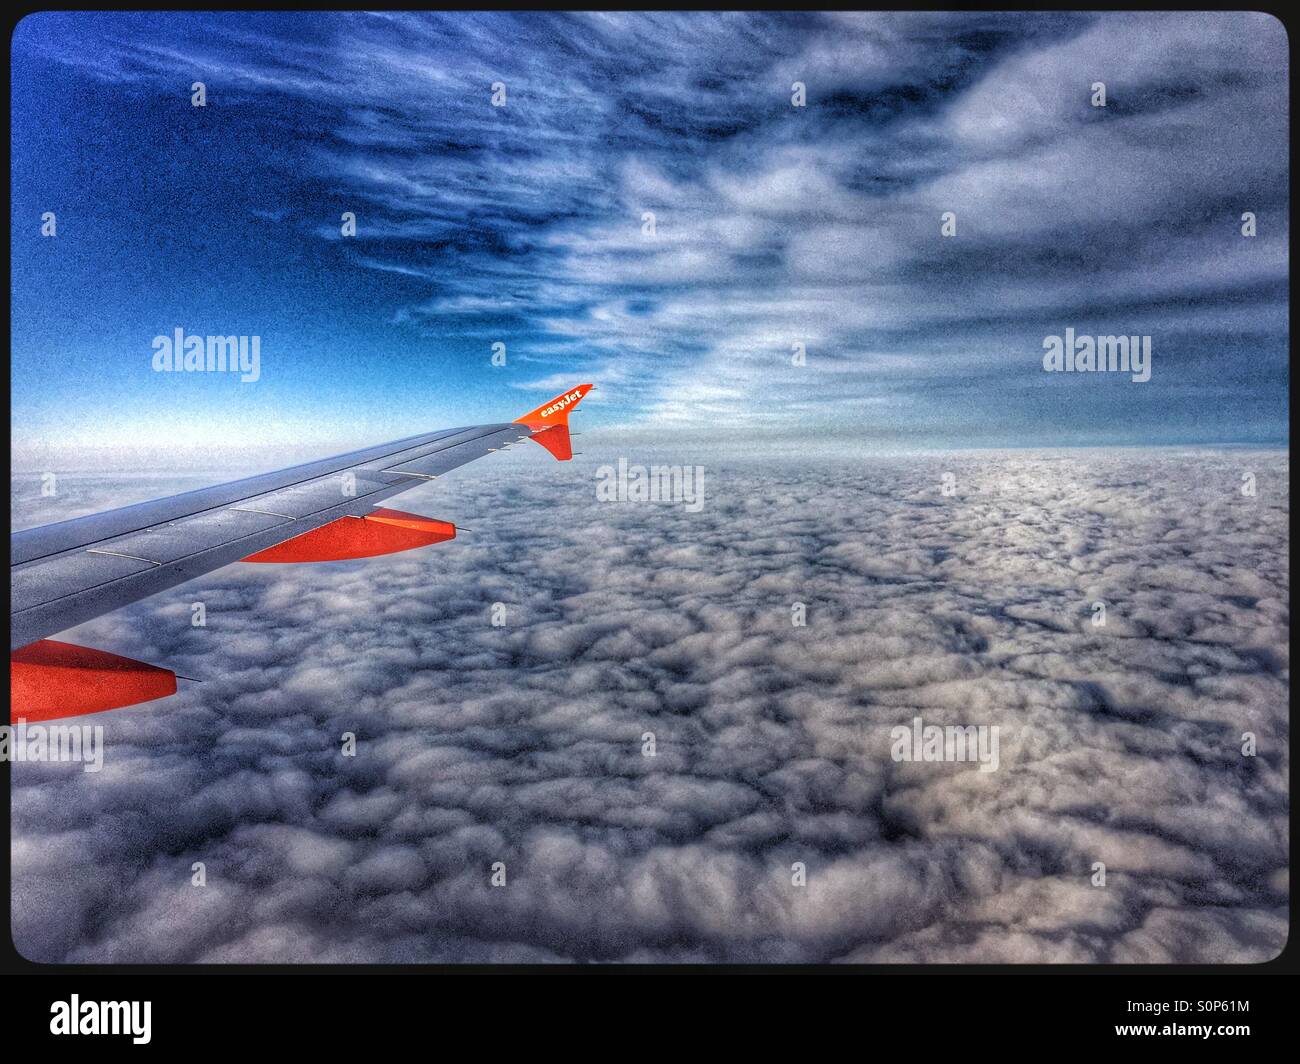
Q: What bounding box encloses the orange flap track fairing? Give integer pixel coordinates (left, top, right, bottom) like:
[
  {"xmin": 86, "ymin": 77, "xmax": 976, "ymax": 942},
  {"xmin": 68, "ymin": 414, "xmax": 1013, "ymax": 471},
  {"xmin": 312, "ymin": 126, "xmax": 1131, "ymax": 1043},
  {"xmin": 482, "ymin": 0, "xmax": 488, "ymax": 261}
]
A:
[
  {"xmin": 11, "ymin": 640, "xmax": 178, "ymax": 722},
  {"xmin": 241, "ymin": 508, "xmax": 456, "ymax": 563}
]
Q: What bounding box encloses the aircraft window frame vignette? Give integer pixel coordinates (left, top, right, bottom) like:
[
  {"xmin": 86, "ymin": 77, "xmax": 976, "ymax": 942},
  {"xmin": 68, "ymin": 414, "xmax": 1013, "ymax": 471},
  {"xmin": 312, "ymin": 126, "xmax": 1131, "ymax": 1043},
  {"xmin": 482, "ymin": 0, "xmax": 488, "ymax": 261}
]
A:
[{"xmin": 2, "ymin": 2, "xmax": 1293, "ymax": 1038}]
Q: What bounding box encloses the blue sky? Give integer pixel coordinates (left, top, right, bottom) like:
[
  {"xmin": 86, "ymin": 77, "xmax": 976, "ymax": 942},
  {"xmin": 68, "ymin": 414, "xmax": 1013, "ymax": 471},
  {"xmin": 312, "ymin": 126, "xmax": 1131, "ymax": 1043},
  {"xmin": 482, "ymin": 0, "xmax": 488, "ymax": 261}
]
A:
[{"xmin": 10, "ymin": 11, "xmax": 1289, "ymax": 468}]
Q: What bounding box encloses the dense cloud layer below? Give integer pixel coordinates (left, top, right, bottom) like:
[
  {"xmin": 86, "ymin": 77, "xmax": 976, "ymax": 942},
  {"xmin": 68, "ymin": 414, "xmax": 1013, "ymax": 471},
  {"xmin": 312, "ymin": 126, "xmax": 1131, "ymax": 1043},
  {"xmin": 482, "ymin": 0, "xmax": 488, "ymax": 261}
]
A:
[{"xmin": 10, "ymin": 447, "xmax": 1289, "ymax": 962}]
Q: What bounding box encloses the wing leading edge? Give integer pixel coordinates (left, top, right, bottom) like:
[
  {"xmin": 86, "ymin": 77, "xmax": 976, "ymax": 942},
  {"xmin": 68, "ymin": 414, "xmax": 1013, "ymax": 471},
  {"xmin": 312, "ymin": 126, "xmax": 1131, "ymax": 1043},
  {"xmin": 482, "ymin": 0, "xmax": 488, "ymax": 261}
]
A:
[{"xmin": 9, "ymin": 384, "xmax": 593, "ymax": 721}]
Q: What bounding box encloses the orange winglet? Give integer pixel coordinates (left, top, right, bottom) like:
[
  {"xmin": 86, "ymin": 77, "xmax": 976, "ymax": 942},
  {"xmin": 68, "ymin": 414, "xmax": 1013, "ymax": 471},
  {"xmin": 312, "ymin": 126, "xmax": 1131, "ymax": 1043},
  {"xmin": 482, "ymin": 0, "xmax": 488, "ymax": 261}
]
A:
[
  {"xmin": 513, "ymin": 383, "xmax": 593, "ymax": 429},
  {"xmin": 10, "ymin": 640, "xmax": 177, "ymax": 723},
  {"xmin": 241, "ymin": 508, "xmax": 456, "ymax": 563},
  {"xmin": 513, "ymin": 384, "xmax": 592, "ymax": 462},
  {"xmin": 528, "ymin": 424, "xmax": 573, "ymax": 461}
]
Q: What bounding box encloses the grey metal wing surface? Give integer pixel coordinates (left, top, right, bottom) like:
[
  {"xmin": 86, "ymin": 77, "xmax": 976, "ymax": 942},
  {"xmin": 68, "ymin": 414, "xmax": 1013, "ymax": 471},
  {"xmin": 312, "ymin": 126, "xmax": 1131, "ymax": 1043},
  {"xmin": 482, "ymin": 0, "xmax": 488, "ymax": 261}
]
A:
[{"xmin": 10, "ymin": 421, "xmax": 529, "ymax": 650}]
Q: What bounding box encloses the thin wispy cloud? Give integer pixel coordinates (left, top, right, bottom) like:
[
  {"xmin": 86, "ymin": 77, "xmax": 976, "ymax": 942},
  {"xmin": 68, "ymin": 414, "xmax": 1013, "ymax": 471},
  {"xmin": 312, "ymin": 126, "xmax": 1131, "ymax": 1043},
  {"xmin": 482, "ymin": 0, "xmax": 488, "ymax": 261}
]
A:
[{"xmin": 10, "ymin": 11, "xmax": 1288, "ymax": 463}]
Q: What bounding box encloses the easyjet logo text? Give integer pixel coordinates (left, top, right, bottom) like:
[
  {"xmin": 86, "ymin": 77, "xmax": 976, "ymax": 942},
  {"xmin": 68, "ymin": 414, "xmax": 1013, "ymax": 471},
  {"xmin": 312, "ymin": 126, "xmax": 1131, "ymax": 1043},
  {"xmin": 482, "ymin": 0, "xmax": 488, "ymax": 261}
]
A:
[{"xmin": 540, "ymin": 390, "xmax": 584, "ymax": 418}]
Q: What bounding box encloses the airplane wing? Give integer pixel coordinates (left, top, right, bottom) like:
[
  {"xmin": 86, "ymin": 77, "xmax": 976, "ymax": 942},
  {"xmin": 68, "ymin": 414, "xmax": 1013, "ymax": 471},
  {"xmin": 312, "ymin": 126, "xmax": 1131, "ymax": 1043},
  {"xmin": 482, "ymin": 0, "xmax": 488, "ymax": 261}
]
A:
[{"xmin": 10, "ymin": 384, "xmax": 593, "ymax": 722}]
